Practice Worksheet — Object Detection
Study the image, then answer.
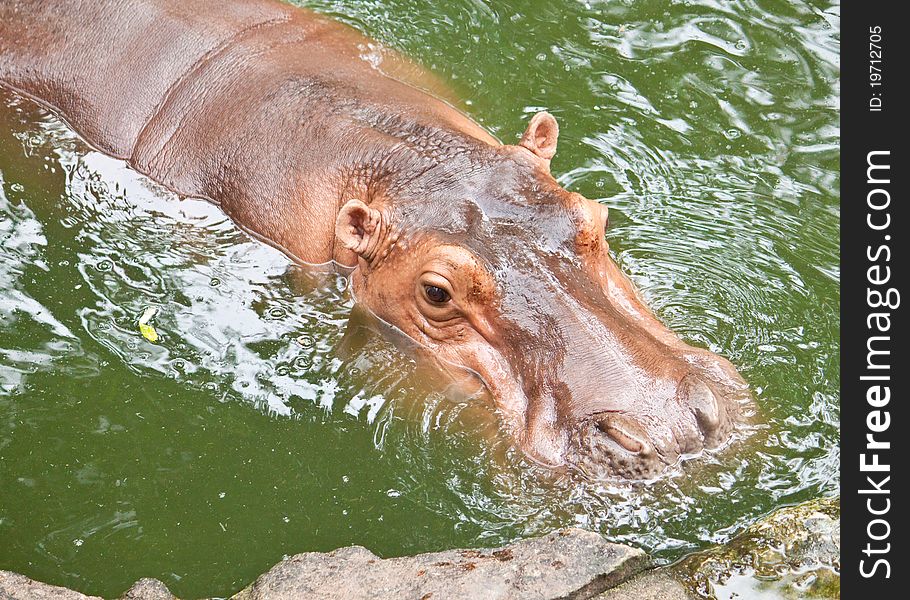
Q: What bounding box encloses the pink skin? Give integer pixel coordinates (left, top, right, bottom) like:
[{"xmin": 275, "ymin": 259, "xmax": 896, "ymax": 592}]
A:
[{"xmin": 337, "ymin": 113, "xmax": 750, "ymax": 478}]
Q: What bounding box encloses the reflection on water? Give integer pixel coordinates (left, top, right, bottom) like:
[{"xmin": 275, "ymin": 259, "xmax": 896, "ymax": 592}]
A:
[{"xmin": 1, "ymin": 0, "xmax": 838, "ymax": 596}]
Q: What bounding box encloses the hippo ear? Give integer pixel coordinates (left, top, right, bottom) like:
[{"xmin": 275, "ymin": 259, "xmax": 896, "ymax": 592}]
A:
[
  {"xmin": 335, "ymin": 199, "xmax": 384, "ymax": 261},
  {"xmin": 519, "ymin": 111, "xmax": 559, "ymax": 162}
]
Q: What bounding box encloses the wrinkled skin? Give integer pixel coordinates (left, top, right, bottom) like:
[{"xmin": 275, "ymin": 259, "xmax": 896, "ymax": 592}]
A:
[{"xmin": 1, "ymin": 0, "xmax": 750, "ymax": 479}]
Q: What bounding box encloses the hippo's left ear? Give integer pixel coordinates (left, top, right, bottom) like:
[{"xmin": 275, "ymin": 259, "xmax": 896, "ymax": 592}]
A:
[
  {"xmin": 519, "ymin": 111, "xmax": 559, "ymax": 162},
  {"xmin": 335, "ymin": 199, "xmax": 385, "ymax": 262}
]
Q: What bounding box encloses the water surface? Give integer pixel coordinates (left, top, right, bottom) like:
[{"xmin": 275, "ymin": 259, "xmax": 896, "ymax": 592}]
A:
[{"xmin": 0, "ymin": 0, "xmax": 839, "ymax": 596}]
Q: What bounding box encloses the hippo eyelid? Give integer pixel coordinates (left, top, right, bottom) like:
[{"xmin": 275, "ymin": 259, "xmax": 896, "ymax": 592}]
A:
[{"xmin": 420, "ymin": 270, "xmax": 454, "ymax": 291}]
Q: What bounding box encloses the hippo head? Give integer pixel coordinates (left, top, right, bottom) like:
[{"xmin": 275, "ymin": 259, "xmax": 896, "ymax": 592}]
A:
[{"xmin": 335, "ymin": 112, "xmax": 750, "ymax": 479}]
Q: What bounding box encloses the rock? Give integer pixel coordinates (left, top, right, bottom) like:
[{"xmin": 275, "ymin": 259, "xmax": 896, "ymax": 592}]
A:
[
  {"xmin": 0, "ymin": 572, "xmax": 175, "ymax": 600},
  {"xmin": 232, "ymin": 528, "xmax": 648, "ymax": 600},
  {"xmin": 597, "ymin": 571, "xmax": 695, "ymax": 600},
  {"xmin": 0, "ymin": 570, "xmax": 102, "ymax": 600},
  {"xmin": 674, "ymin": 496, "xmax": 840, "ymax": 599},
  {"xmin": 0, "ymin": 499, "xmax": 839, "ymax": 600},
  {"xmin": 120, "ymin": 578, "xmax": 177, "ymax": 600},
  {"xmin": 596, "ymin": 497, "xmax": 840, "ymax": 600}
]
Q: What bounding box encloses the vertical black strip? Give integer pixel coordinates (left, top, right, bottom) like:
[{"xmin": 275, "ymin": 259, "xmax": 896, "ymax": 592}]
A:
[{"xmin": 841, "ymin": 2, "xmax": 906, "ymax": 595}]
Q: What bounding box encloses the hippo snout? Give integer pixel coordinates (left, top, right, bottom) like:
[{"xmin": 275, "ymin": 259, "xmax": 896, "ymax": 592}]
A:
[{"xmin": 565, "ymin": 373, "xmax": 742, "ymax": 480}]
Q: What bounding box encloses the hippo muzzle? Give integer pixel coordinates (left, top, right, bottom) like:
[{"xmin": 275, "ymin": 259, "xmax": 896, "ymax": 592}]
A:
[
  {"xmin": 568, "ymin": 370, "xmax": 745, "ymax": 479},
  {"xmin": 476, "ymin": 250, "xmax": 749, "ymax": 479}
]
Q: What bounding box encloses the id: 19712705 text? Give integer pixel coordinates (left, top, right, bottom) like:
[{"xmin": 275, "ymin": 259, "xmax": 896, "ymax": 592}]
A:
[{"xmin": 869, "ymin": 26, "xmax": 883, "ymax": 112}]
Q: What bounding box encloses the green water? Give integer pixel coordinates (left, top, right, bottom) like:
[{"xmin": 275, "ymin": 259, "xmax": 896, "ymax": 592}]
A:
[{"xmin": 0, "ymin": 0, "xmax": 839, "ymax": 597}]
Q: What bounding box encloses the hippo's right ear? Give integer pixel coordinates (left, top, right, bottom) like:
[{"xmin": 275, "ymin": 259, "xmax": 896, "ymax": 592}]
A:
[
  {"xmin": 335, "ymin": 199, "xmax": 384, "ymax": 262},
  {"xmin": 519, "ymin": 111, "xmax": 559, "ymax": 163}
]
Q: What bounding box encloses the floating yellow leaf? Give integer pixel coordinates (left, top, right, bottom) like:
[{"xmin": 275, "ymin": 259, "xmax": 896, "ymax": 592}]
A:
[
  {"xmin": 139, "ymin": 322, "xmax": 159, "ymax": 343},
  {"xmin": 138, "ymin": 306, "xmax": 159, "ymax": 343}
]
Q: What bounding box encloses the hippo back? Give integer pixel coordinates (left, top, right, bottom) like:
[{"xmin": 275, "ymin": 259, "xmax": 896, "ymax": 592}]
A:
[{"xmin": 0, "ymin": 0, "xmax": 294, "ymax": 159}]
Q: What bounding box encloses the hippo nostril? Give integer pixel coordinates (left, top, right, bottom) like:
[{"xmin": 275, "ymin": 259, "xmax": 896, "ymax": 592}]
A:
[
  {"xmin": 680, "ymin": 375, "xmax": 726, "ymax": 441},
  {"xmin": 594, "ymin": 413, "xmax": 655, "ymax": 457}
]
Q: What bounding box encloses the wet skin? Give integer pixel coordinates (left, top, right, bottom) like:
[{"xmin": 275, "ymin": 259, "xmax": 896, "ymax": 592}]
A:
[{"xmin": 1, "ymin": 0, "xmax": 750, "ymax": 478}]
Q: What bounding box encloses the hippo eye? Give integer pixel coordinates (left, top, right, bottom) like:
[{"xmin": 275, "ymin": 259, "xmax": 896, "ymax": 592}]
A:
[{"xmin": 424, "ymin": 285, "xmax": 451, "ymax": 303}]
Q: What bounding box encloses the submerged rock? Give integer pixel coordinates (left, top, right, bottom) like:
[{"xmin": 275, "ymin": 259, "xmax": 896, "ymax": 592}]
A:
[
  {"xmin": 231, "ymin": 528, "xmax": 647, "ymax": 600},
  {"xmin": 676, "ymin": 496, "xmax": 840, "ymax": 599},
  {"xmin": 600, "ymin": 496, "xmax": 840, "ymax": 600},
  {"xmin": 120, "ymin": 578, "xmax": 177, "ymax": 600}
]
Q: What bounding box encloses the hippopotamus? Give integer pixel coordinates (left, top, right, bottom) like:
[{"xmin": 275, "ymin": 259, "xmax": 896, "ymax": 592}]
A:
[{"xmin": 1, "ymin": 0, "xmax": 750, "ymax": 478}]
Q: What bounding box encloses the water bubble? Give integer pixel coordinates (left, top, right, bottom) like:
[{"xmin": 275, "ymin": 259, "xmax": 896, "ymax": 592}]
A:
[
  {"xmin": 95, "ymin": 259, "xmax": 113, "ymax": 272},
  {"xmin": 209, "ymin": 277, "xmax": 221, "ymax": 287}
]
